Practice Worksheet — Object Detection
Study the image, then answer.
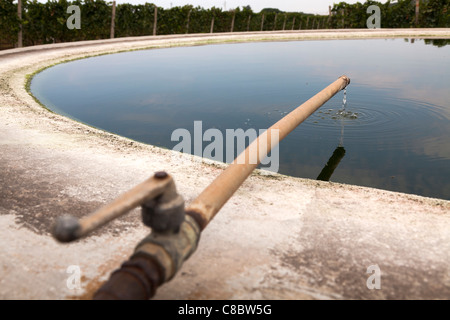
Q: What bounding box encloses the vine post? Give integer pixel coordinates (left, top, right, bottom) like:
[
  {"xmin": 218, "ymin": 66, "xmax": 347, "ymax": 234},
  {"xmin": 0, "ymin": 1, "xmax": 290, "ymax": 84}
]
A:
[
  {"xmin": 153, "ymin": 6, "xmax": 158, "ymax": 36},
  {"xmin": 186, "ymin": 9, "xmax": 191, "ymax": 34},
  {"xmin": 328, "ymin": 6, "xmax": 331, "ymax": 26},
  {"xmin": 110, "ymin": 1, "xmax": 116, "ymax": 39},
  {"xmin": 230, "ymin": 10, "xmax": 235, "ymax": 32},
  {"xmin": 17, "ymin": 0, "xmax": 23, "ymax": 48},
  {"xmin": 415, "ymin": 0, "xmax": 420, "ymax": 26}
]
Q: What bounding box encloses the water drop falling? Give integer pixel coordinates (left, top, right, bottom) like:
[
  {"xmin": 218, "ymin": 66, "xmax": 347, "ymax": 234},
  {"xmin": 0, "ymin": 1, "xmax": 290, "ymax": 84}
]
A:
[
  {"xmin": 339, "ymin": 87, "xmax": 347, "ymax": 146},
  {"xmin": 342, "ymin": 87, "xmax": 347, "ymax": 111}
]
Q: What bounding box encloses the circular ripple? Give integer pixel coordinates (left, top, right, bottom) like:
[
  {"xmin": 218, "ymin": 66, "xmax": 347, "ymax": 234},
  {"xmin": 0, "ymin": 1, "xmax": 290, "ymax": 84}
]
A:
[{"xmin": 303, "ymin": 94, "xmax": 449, "ymax": 151}]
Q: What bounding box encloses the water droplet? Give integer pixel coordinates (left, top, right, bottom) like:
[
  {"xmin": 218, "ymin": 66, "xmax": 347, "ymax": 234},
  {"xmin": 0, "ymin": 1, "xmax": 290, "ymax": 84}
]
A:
[{"xmin": 342, "ymin": 87, "xmax": 347, "ymax": 107}]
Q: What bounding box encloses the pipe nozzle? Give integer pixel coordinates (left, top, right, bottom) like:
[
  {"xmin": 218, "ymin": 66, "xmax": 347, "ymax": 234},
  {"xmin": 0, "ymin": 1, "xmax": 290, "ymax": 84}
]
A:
[{"xmin": 339, "ymin": 75, "xmax": 350, "ymax": 90}]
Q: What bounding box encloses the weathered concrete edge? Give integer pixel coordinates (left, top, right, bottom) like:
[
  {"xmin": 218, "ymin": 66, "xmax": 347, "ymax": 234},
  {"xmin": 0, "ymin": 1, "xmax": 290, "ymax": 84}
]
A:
[{"xmin": 2, "ymin": 28, "xmax": 450, "ymax": 57}]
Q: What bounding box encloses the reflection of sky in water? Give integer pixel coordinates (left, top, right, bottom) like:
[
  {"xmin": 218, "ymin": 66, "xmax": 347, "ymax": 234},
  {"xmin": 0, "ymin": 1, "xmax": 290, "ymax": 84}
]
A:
[{"xmin": 30, "ymin": 39, "xmax": 450, "ymax": 199}]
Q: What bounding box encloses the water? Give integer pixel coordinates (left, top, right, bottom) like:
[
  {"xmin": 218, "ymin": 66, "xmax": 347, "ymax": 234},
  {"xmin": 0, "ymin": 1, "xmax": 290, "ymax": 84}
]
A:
[
  {"xmin": 339, "ymin": 87, "xmax": 347, "ymax": 146},
  {"xmin": 30, "ymin": 39, "xmax": 450, "ymax": 200}
]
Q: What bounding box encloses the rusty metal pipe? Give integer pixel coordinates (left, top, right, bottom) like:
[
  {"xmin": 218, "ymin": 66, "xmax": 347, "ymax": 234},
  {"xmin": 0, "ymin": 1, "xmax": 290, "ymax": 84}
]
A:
[
  {"xmin": 93, "ymin": 75, "xmax": 350, "ymax": 299},
  {"xmin": 92, "ymin": 75, "xmax": 350, "ymax": 300},
  {"xmin": 93, "ymin": 256, "xmax": 163, "ymax": 300},
  {"xmin": 187, "ymin": 75, "xmax": 350, "ymax": 229},
  {"xmin": 94, "ymin": 214, "xmax": 200, "ymax": 300}
]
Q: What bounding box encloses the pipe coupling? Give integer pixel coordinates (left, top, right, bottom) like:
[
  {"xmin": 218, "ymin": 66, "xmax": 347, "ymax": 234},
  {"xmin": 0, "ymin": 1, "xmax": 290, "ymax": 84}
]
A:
[{"xmin": 132, "ymin": 214, "xmax": 201, "ymax": 282}]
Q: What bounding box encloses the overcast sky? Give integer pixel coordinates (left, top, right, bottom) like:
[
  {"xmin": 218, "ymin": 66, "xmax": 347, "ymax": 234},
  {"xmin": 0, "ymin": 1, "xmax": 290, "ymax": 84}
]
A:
[{"xmin": 93, "ymin": 1, "xmax": 362, "ymax": 15}]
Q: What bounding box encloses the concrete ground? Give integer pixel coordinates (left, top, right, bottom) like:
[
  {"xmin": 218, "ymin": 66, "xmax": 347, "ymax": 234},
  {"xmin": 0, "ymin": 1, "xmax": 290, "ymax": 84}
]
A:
[{"xmin": 0, "ymin": 30, "xmax": 449, "ymax": 300}]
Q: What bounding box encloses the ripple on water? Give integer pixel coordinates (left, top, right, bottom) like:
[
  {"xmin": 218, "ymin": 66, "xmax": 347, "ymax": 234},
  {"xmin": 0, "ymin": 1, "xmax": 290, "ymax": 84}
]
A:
[{"xmin": 303, "ymin": 95, "xmax": 449, "ymax": 153}]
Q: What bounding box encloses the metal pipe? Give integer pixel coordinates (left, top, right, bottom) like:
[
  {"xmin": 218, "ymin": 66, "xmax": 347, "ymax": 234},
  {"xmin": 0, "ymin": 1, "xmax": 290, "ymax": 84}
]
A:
[
  {"xmin": 92, "ymin": 75, "xmax": 349, "ymax": 300},
  {"xmin": 59, "ymin": 75, "xmax": 349, "ymax": 299},
  {"xmin": 93, "ymin": 255, "xmax": 163, "ymax": 300},
  {"xmin": 94, "ymin": 214, "xmax": 200, "ymax": 300},
  {"xmin": 186, "ymin": 75, "xmax": 350, "ymax": 230}
]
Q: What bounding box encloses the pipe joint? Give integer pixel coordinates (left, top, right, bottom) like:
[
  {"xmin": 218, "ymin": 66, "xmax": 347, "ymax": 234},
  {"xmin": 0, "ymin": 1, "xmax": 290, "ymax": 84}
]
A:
[{"xmin": 132, "ymin": 214, "xmax": 201, "ymax": 282}]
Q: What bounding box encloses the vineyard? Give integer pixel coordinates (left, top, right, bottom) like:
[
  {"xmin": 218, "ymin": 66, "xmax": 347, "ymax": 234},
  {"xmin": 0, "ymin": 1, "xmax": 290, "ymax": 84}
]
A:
[{"xmin": 1, "ymin": 0, "xmax": 449, "ymax": 50}]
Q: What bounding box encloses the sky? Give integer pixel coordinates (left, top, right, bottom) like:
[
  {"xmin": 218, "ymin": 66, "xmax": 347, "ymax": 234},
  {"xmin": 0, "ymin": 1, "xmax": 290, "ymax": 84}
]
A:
[{"xmin": 53, "ymin": 1, "xmax": 363, "ymax": 15}]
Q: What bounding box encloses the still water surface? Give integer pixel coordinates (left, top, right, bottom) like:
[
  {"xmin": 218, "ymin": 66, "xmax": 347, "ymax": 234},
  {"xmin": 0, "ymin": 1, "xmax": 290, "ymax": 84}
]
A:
[{"xmin": 30, "ymin": 39, "xmax": 450, "ymax": 199}]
